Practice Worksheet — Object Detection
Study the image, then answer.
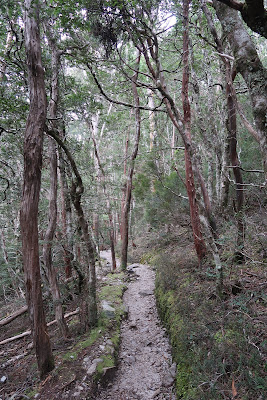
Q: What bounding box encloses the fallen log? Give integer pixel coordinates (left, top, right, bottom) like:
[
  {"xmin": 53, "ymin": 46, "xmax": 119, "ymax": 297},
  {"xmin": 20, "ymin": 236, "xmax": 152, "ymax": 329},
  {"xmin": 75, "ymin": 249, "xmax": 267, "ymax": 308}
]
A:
[
  {"xmin": 0, "ymin": 305, "xmax": 28, "ymax": 327},
  {"xmin": 0, "ymin": 309, "xmax": 79, "ymax": 345}
]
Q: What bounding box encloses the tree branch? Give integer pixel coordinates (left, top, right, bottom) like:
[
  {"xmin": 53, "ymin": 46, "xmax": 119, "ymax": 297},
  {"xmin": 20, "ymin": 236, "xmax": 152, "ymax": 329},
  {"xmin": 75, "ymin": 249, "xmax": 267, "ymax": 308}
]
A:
[
  {"xmin": 214, "ymin": 0, "xmax": 267, "ymax": 38},
  {"xmin": 87, "ymin": 63, "xmax": 166, "ymax": 113}
]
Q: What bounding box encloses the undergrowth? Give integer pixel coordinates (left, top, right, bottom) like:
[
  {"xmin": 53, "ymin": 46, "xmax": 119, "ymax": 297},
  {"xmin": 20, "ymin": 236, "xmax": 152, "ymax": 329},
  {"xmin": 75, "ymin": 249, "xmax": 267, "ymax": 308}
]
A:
[{"xmin": 138, "ymin": 234, "xmax": 266, "ymax": 400}]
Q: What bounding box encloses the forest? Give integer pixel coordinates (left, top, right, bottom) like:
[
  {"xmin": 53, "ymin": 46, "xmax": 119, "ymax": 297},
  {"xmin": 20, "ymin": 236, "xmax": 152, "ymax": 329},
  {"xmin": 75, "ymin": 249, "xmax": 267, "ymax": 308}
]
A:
[{"xmin": 0, "ymin": 0, "xmax": 266, "ymax": 399}]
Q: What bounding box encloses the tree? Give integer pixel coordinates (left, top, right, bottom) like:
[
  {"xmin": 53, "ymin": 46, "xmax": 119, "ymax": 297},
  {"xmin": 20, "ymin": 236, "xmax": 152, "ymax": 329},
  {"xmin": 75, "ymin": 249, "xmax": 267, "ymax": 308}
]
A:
[
  {"xmin": 214, "ymin": 0, "xmax": 267, "ymax": 38},
  {"xmin": 213, "ymin": 0, "xmax": 267, "ymax": 180},
  {"xmin": 20, "ymin": 0, "xmax": 54, "ymax": 377},
  {"xmin": 42, "ymin": 23, "xmax": 70, "ymax": 338}
]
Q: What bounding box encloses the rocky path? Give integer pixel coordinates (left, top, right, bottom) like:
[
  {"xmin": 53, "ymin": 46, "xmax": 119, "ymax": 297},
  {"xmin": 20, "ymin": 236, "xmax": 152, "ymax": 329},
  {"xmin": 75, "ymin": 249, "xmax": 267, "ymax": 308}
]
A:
[{"xmin": 97, "ymin": 257, "xmax": 176, "ymax": 400}]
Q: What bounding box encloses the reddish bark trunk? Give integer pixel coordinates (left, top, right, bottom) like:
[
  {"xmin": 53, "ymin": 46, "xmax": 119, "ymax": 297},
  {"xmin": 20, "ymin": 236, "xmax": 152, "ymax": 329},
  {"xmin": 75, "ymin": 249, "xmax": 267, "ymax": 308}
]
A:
[
  {"xmin": 182, "ymin": 0, "xmax": 206, "ymax": 261},
  {"xmin": 20, "ymin": 0, "xmax": 54, "ymax": 378}
]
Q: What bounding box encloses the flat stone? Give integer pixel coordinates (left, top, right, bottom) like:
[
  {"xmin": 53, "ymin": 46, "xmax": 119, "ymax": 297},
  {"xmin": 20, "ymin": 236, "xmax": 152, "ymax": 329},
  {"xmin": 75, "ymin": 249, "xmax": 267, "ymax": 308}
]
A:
[
  {"xmin": 101, "ymin": 300, "xmax": 116, "ymax": 318},
  {"xmin": 87, "ymin": 363, "xmax": 97, "ymax": 375},
  {"xmin": 0, "ymin": 376, "xmax": 7, "ymax": 383},
  {"xmin": 139, "ymin": 289, "xmax": 154, "ymax": 297},
  {"xmin": 170, "ymin": 362, "xmax": 177, "ymax": 378}
]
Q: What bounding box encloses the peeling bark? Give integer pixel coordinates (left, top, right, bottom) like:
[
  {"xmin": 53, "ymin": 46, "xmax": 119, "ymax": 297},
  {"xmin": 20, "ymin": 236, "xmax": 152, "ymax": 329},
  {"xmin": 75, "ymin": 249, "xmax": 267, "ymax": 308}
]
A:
[{"xmin": 20, "ymin": 0, "xmax": 54, "ymax": 378}]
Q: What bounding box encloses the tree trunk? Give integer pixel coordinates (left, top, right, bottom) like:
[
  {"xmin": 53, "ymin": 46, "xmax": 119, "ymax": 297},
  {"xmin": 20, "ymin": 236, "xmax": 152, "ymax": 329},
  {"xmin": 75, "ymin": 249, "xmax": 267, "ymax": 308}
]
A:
[
  {"xmin": 47, "ymin": 129, "xmax": 97, "ymax": 330},
  {"xmin": 120, "ymin": 115, "xmax": 130, "ymax": 239},
  {"xmin": 213, "ymin": 0, "xmax": 267, "ymax": 180},
  {"xmin": 20, "ymin": 0, "xmax": 54, "ymax": 378},
  {"xmin": 202, "ymin": 1, "xmax": 245, "ymax": 260},
  {"xmin": 135, "ymin": 18, "xmax": 208, "ymax": 262},
  {"xmin": 42, "ymin": 25, "xmax": 70, "ymax": 338},
  {"xmin": 58, "ymin": 146, "xmax": 73, "ymax": 278},
  {"xmin": 120, "ymin": 52, "xmax": 141, "ymax": 270},
  {"xmin": 72, "ymin": 187, "xmax": 97, "ymax": 329},
  {"xmin": 88, "ymin": 118, "xmax": 117, "ymax": 271},
  {"xmin": 43, "ymin": 137, "xmax": 70, "ymax": 338},
  {"xmin": 182, "ymin": 0, "xmax": 207, "ymax": 262}
]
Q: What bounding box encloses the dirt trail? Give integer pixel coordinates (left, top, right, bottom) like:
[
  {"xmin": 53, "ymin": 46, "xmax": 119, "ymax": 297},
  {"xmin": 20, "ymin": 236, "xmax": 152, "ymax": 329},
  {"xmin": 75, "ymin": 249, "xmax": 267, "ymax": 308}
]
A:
[{"xmin": 97, "ymin": 253, "xmax": 176, "ymax": 400}]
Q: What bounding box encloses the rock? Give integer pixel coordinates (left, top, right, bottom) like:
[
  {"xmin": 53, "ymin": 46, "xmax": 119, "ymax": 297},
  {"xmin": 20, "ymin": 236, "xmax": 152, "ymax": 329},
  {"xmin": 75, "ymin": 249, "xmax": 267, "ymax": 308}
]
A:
[
  {"xmin": 93, "ymin": 358, "xmax": 104, "ymax": 364},
  {"xmin": 162, "ymin": 373, "xmax": 175, "ymax": 387},
  {"xmin": 106, "ymin": 339, "xmax": 113, "ymax": 346},
  {"xmin": 121, "ymin": 304, "xmax": 129, "ymax": 320},
  {"xmin": 101, "ymin": 300, "xmax": 116, "ymax": 318},
  {"xmin": 87, "ymin": 363, "xmax": 97, "ymax": 375},
  {"xmin": 129, "ymin": 320, "xmax": 137, "ymax": 329},
  {"xmin": 99, "ymin": 345, "xmax": 105, "ymax": 351},
  {"xmin": 126, "ymin": 355, "xmax": 136, "ymax": 364},
  {"xmin": 0, "ymin": 376, "xmax": 7, "ymax": 383},
  {"xmin": 170, "ymin": 362, "xmax": 177, "ymax": 378},
  {"xmin": 128, "ymin": 264, "xmax": 139, "ymax": 269},
  {"xmin": 139, "ymin": 289, "xmax": 154, "ymax": 297},
  {"xmin": 150, "ymin": 388, "xmax": 161, "ymax": 399}
]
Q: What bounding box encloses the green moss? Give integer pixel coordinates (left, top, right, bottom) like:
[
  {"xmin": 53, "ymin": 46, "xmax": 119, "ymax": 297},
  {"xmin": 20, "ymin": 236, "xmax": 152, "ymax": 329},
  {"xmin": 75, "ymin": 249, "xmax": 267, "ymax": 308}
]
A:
[
  {"xmin": 62, "ymin": 350, "xmax": 78, "ymax": 361},
  {"xmin": 155, "ymin": 282, "xmax": 198, "ymax": 399},
  {"xmin": 96, "ymin": 354, "xmax": 115, "ymax": 373},
  {"xmin": 106, "ymin": 272, "xmax": 124, "ymax": 281},
  {"xmin": 99, "ymin": 284, "xmax": 125, "ymax": 302},
  {"xmin": 25, "ymin": 389, "xmax": 38, "ymax": 399},
  {"xmin": 78, "ymin": 327, "xmax": 101, "ymax": 349},
  {"xmin": 140, "ymin": 250, "xmax": 159, "ymax": 265},
  {"xmin": 110, "ymin": 327, "xmax": 120, "ymax": 348},
  {"xmin": 214, "ymin": 329, "xmax": 240, "ymax": 345}
]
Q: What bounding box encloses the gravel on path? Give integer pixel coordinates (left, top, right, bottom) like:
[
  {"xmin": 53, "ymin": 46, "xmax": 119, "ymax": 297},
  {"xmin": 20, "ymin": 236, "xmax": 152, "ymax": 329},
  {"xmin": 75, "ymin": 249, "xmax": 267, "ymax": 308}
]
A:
[{"xmin": 96, "ymin": 261, "xmax": 176, "ymax": 400}]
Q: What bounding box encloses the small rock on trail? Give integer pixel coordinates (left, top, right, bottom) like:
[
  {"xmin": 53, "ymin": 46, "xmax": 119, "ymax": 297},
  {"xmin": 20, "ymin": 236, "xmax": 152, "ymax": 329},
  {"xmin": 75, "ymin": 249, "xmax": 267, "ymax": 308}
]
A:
[{"xmin": 96, "ymin": 262, "xmax": 176, "ymax": 400}]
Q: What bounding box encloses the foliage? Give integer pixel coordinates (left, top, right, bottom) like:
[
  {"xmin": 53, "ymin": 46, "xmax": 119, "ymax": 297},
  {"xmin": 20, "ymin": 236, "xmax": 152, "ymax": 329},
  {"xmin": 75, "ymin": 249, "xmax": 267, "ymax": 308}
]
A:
[{"xmin": 152, "ymin": 246, "xmax": 267, "ymax": 400}]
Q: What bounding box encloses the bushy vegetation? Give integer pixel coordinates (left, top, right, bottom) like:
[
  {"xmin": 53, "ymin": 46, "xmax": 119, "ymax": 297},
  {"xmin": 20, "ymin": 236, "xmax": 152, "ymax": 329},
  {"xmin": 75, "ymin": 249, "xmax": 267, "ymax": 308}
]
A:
[{"xmin": 138, "ymin": 236, "xmax": 267, "ymax": 400}]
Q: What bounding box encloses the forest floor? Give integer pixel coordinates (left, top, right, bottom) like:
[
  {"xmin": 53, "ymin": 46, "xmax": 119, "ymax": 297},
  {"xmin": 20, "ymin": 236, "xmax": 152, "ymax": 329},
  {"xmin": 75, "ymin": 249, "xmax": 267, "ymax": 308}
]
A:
[{"xmin": 0, "ymin": 251, "xmax": 176, "ymax": 400}]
